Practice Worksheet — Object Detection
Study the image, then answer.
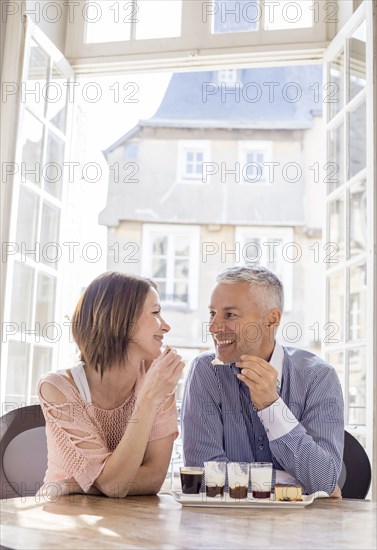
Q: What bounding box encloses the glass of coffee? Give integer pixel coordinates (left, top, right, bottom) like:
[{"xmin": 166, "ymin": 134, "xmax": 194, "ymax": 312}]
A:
[
  {"xmin": 227, "ymin": 462, "xmax": 249, "ymax": 499},
  {"xmin": 180, "ymin": 467, "xmax": 204, "ymax": 494},
  {"xmin": 249, "ymin": 462, "xmax": 273, "ymax": 499},
  {"xmin": 204, "ymin": 461, "xmax": 226, "ymax": 498}
]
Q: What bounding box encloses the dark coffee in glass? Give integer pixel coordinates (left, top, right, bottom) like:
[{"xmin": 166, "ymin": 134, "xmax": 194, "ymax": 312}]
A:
[{"xmin": 180, "ymin": 468, "xmax": 204, "ymax": 494}]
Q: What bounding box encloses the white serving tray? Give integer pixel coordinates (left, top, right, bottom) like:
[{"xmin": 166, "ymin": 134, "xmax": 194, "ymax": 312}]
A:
[{"xmin": 172, "ymin": 491, "xmax": 328, "ymax": 509}]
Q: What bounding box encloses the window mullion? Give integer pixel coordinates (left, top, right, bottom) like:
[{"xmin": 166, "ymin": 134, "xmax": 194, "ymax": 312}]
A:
[
  {"xmin": 181, "ymin": 0, "xmax": 209, "ymax": 42},
  {"xmin": 131, "ymin": 0, "xmax": 138, "ymax": 40}
]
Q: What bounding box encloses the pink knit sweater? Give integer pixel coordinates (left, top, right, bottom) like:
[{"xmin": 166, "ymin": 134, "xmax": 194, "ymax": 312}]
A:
[{"xmin": 38, "ymin": 366, "xmax": 178, "ymax": 492}]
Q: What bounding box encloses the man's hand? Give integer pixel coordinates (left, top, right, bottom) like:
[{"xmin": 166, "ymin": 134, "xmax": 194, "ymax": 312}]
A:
[{"xmin": 236, "ymin": 355, "xmax": 279, "ymax": 410}]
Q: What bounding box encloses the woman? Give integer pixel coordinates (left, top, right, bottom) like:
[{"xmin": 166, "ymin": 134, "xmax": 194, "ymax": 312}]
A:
[{"xmin": 38, "ymin": 272, "xmax": 184, "ymax": 498}]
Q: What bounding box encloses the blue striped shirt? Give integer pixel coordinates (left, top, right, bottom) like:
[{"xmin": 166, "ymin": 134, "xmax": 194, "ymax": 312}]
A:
[{"xmin": 181, "ymin": 345, "xmax": 344, "ymax": 495}]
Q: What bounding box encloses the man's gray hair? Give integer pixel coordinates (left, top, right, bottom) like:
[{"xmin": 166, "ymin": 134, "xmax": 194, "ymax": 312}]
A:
[{"xmin": 216, "ymin": 265, "xmax": 284, "ymax": 312}]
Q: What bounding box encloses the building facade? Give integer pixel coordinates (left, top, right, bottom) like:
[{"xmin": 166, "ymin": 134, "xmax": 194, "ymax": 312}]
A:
[{"xmin": 99, "ymin": 66, "xmax": 328, "ymax": 399}]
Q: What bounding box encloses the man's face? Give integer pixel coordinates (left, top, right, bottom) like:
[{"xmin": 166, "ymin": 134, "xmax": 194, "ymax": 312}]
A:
[{"xmin": 208, "ymin": 281, "xmax": 279, "ymax": 364}]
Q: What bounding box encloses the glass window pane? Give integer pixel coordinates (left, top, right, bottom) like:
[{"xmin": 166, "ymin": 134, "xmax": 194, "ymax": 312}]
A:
[
  {"xmin": 264, "ymin": 239, "xmax": 283, "ymax": 273},
  {"xmin": 327, "ymin": 271, "xmax": 344, "ymax": 343},
  {"xmin": 174, "ymin": 281, "xmax": 188, "ymax": 303},
  {"xmin": 16, "ymin": 186, "xmax": 40, "ymax": 250},
  {"xmin": 156, "ymin": 281, "xmax": 166, "ymax": 300},
  {"xmin": 328, "ymin": 197, "xmax": 345, "ymax": 264},
  {"xmin": 136, "ymin": 0, "xmax": 182, "ymax": 39},
  {"xmin": 31, "ymin": 346, "xmax": 52, "ymax": 397},
  {"xmin": 327, "ymin": 122, "xmax": 344, "ymax": 193},
  {"xmin": 85, "ymin": 0, "xmax": 132, "ymax": 43},
  {"xmin": 328, "ymin": 51, "xmax": 344, "ymax": 120},
  {"xmin": 44, "ymin": 131, "xmax": 65, "ymax": 199},
  {"xmin": 348, "ymin": 22, "xmax": 366, "ymax": 102},
  {"xmin": 47, "ymin": 63, "xmax": 68, "ymax": 132},
  {"xmin": 40, "ymin": 203, "xmax": 60, "ymax": 268},
  {"xmin": 349, "ymin": 100, "xmax": 366, "ymax": 179},
  {"xmin": 5, "ymin": 342, "xmax": 30, "ymax": 404},
  {"xmin": 153, "ymin": 236, "xmax": 167, "ymax": 255},
  {"xmin": 348, "ymin": 264, "xmax": 366, "ymax": 342},
  {"xmin": 212, "ymin": 0, "xmax": 259, "ymax": 33},
  {"xmin": 174, "ymin": 259, "xmax": 189, "ymax": 279},
  {"xmin": 349, "ymin": 179, "xmax": 366, "ymax": 258},
  {"xmin": 175, "ymin": 236, "xmax": 190, "ymax": 257},
  {"xmin": 10, "ymin": 262, "xmax": 35, "ymax": 327},
  {"xmin": 25, "ymin": 40, "xmax": 49, "ymax": 116},
  {"xmin": 265, "ymin": 0, "xmax": 313, "ymax": 30},
  {"xmin": 35, "ymin": 273, "xmax": 56, "ymax": 327},
  {"xmin": 152, "ymin": 258, "xmax": 167, "ymax": 278},
  {"xmin": 243, "ymin": 239, "xmax": 261, "ymax": 263},
  {"xmin": 21, "ymin": 110, "xmax": 44, "ymax": 187},
  {"xmin": 348, "ymin": 347, "xmax": 366, "ymax": 426}
]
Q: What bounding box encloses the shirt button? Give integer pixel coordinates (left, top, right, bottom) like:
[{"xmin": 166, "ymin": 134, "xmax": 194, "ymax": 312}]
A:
[
  {"xmin": 258, "ymin": 436, "xmax": 264, "ymax": 441},
  {"xmin": 258, "ymin": 445, "xmax": 264, "ymax": 450}
]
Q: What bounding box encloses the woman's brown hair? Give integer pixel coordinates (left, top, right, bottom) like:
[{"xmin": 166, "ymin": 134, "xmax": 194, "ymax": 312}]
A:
[{"xmin": 71, "ymin": 272, "xmax": 157, "ymax": 376}]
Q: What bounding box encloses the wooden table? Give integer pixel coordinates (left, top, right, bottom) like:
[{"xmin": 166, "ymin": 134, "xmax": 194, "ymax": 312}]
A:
[{"xmin": 0, "ymin": 493, "xmax": 376, "ymax": 549}]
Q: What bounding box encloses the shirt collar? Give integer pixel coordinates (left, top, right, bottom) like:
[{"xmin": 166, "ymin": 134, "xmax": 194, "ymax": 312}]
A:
[{"xmin": 268, "ymin": 341, "xmax": 284, "ymax": 391}]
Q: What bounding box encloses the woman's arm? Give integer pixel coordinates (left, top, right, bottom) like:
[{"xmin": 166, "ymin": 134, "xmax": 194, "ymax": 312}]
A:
[
  {"xmin": 126, "ymin": 433, "xmax": 175, "ymax": 495},
  {"xmin": 94, "ymin": 350, "xmax": 183, "ymax": 497},
  {"xmin": 39, "ymin": 350, "xmax": 183, "ymax": 498}
]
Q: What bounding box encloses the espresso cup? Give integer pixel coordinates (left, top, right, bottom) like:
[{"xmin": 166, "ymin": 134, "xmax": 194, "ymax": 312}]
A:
[{"xmin": 180, "ymin": 467, "xmax": 204, "ymax": 494}]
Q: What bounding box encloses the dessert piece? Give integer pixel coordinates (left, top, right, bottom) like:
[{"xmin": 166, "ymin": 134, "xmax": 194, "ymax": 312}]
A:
[{"xmin": 274, "ymin": 483, "xmax": 303, "ymax": 502}]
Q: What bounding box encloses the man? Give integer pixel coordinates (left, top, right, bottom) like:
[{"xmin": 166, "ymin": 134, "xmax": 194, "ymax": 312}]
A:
[{"xmin": 181, "ymin": 266, "xmax": 344, "ymax": 495}]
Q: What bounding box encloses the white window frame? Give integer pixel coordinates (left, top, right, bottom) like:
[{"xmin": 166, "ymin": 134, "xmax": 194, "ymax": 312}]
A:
[
  {"xmin": 322, "ymin": 1, "xmax": 373, "ymax": 445},
  {"xmin": 141, "ymin": 224, "xmax": 200, "ymax": 310},
  {"xmin": 238, "ymin": 140, "xmax": 273, "ymax": 185},
  {"xmin": 177, "ymin": 140, "xmax": 211, "ymax": 183},
  {"xmin": 235, "ymin": 226, "xmax": 294, "ymax": 312},
  {"xmin": 65, "ymin": 0, "xmax": 337, "ymax": 74},
  {"xmin": 1, "ymin": 21, "xmax": 74, "ymax": 407}
]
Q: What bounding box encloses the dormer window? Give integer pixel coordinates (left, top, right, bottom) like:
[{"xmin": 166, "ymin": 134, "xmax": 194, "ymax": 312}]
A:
[{"xmin": 217, "ymin": 69, "xmax": 239, "ymax": 86}]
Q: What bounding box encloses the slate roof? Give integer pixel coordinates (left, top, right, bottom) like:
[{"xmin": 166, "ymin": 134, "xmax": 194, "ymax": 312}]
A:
[
  {"xmin": 105, "ymin": 65, "xmax": 323, "ymax": 153},
  {"xmin": 148, "ymin": 66, "xmax": 323, "ymax": 128}
]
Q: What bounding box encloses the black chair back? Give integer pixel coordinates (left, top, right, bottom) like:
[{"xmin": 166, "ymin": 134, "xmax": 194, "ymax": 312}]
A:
[{"xmin": 338, "ymin": 430, "xmax": 371, "ymax": 499}]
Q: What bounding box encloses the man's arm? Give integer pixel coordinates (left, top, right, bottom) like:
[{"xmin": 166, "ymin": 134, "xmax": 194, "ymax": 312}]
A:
[
  {"xmin": 258, "ymin": 368, "xmax": 344, "ymax": 495},
  {"xmin": 181, "ymin": 357, "xmax": 228, "ymax": 466}
]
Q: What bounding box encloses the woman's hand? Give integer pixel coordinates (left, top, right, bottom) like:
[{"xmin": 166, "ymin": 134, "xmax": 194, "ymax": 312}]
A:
[{"xmin": 140, "ymin": 347, "xmax": 185, "ymax": 404}]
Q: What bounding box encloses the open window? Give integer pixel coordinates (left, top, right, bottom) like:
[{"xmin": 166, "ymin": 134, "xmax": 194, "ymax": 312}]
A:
[{"xmin": 322, "ymin": 2, "xmax": 373, "ymax": 447}]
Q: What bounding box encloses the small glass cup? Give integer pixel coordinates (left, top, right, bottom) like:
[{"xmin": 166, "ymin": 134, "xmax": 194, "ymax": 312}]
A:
[
  {"xmin": 179, "ymin": 467, "xmax": 204, "ymax": 494},
  {"xmin": 249, "ymin": 462, "xmax": 273, "ymax": 499},
  {"xmin": 227, "ymin": 462, "xmax": 249, "ymax": 499},
  {"xmin": 204, "ymin": 461, "xmax": 226, "ymax": 498}
]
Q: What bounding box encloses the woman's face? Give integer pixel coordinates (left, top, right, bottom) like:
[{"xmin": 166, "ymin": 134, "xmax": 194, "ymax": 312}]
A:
[{"xmin": 130, "ymin": 288, "xmax": 170, "ymax": 361}]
